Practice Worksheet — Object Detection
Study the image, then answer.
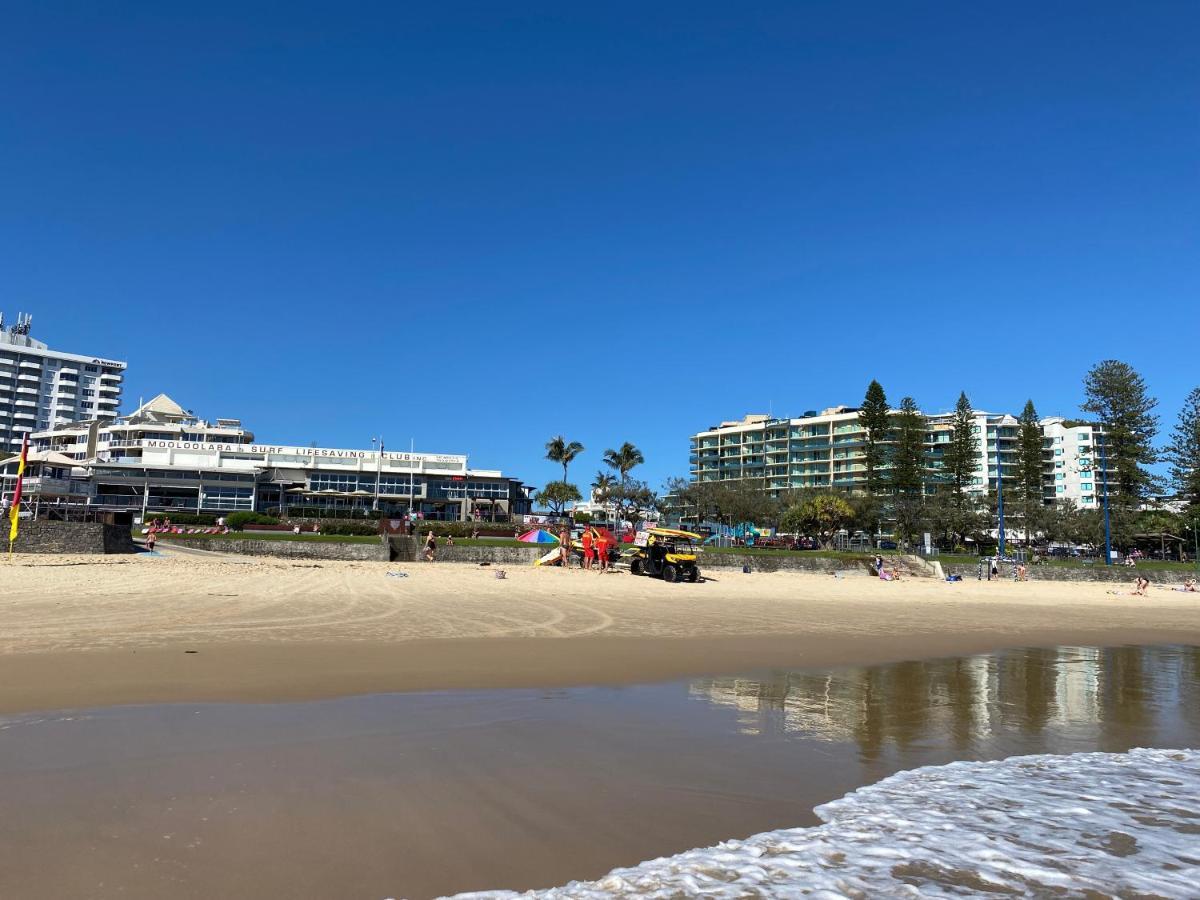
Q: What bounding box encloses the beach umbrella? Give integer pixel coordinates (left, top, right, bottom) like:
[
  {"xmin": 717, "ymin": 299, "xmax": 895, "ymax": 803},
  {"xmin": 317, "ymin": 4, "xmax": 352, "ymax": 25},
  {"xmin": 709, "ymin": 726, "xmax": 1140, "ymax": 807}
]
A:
[{"xmin": 517, "ymin": 528, "xmax": 559, "ymax": 543}]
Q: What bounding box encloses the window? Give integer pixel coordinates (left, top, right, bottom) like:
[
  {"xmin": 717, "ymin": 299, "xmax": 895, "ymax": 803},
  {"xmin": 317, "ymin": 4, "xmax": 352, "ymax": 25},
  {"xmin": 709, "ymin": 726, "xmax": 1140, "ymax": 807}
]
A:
[
  {"xmin": 1055, "ymin": 473, "xmax": 1065, "ymax": 481},
  {"xmin": 1054, "ymin": 449, "xmax": 1063, "ymax": 456},
  {"xmin": 1081, "ymin": 482, "xmax": 1093, "ymax": 491},
  {"xmin": 1056, "ymin": 485, "xmax": 1066, "ymax": 493},
  {"xmin": 85, "ymin": 365, "xmax": 98, "ymax": 373},
  {"xmin": 1082, "ymin": 496, "xmax": 1094, "ymax": 504}
]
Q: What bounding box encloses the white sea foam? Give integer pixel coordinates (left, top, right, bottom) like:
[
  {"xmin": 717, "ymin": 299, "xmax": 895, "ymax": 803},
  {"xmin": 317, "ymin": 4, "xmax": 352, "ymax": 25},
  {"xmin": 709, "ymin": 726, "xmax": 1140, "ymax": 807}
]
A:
[{"xmin": 450, "ymin": 749, "xmax": 1200, "ymax": 899}]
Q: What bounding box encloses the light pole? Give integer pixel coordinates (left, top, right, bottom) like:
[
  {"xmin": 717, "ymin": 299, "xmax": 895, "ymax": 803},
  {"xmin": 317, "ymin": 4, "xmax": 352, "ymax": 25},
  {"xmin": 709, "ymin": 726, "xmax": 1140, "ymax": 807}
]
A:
[
  {"xmin": 370, "ymin": 436, "xmax": 383, "ymax": 513},
  {"xmin": 1192, "ymin": 518, "xmax": 1199, "ymax": 571}
]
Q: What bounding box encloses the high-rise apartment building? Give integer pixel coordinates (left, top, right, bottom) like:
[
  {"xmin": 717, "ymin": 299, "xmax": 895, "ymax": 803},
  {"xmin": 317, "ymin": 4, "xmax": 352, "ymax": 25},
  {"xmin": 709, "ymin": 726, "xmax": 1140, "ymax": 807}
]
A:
[
  {"xmin": 0, "ymin": 313, "xmax": 126, "ymax": 454},
  {"xmin": 689, "ymin": 405, "xmax": 1107, "ymax": 509}
]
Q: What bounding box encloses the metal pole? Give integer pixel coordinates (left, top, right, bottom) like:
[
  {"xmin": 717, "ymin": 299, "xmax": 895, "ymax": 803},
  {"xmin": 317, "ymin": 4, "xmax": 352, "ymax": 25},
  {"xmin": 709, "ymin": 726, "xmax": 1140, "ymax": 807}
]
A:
[
  {"xmin": 409, "ymin": 437, "xmax": 415, "ymax": 526},
  {"xmin": 373, "ymin": 436, "xmax": 382, "ymax": 513},
  {"xmin": 997, "ymin": 440, "xmax": 1005, "ymax": 556},
  {"xmin": 1101, "ymin": 435, "xmax": 1112, "ymax": 565},
  {"xmin": 1193, "ymin": 520, "xmax": 1198, "ymax": 571}
]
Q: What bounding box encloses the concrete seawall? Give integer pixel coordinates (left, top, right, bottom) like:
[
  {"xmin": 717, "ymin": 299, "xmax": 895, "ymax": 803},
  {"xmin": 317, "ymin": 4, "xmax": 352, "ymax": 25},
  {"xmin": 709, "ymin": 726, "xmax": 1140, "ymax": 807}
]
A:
[
  {"xmin": 167, "ymin": 537, "xmax": 390, "ymax": 562},
  {"xmin": 943, "ymin": 562, "xmax": 1197, "ymax": 586},
  {"xmin": 14, "ymin": 521, "xmax": 136, "ymax": 555}
]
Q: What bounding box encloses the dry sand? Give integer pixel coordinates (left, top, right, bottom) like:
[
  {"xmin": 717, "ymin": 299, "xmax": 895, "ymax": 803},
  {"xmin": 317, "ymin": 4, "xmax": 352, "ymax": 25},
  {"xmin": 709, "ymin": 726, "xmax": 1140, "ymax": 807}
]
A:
[{"xmin": 1, "ymin": 549, "xmax": 1198, "ymax": 713}]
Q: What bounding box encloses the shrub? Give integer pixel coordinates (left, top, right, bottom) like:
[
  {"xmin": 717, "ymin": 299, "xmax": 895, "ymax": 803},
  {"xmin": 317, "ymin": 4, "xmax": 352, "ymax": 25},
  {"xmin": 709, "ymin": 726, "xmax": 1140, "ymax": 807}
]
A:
[
  {"xmin": 227, "ymin": 511, "xmax": 280, "ymax": 530},
  {"xmin": 319, "ymin": 521, "xmax": 379, "ymax": 536}
]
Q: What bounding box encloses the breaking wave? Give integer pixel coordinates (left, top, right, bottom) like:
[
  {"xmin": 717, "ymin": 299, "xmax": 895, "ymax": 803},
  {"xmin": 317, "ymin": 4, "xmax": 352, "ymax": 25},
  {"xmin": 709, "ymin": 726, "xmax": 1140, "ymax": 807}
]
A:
[{"xmin": 451, "ymin": 748, "xmax": 1200, "ymax": 899}]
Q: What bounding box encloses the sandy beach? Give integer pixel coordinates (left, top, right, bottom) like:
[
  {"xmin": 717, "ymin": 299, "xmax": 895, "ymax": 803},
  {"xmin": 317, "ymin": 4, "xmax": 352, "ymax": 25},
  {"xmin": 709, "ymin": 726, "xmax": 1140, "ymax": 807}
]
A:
[{"xmin": 2, "ymin": 550, "xmax": 1198, "ymax": 714}]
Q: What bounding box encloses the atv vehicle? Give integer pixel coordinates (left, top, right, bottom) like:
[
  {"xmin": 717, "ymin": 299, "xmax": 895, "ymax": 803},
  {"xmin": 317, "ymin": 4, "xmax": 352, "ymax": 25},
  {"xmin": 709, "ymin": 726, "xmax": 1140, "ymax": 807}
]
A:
[{"xmin": 628, "ymin": 528, "xmax": 702, "ymax": 583}]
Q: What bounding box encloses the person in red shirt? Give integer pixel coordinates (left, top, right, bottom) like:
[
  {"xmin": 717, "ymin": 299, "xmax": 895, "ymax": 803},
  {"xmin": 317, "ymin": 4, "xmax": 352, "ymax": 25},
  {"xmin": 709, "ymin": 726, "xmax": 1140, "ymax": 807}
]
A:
[
  {"xmin": 581, "ymin": 528, "xmax": 595, "ymax": 570},
  {"xmin": 595, "ymin": 529, "xmax": 610, "ymax": 573}
]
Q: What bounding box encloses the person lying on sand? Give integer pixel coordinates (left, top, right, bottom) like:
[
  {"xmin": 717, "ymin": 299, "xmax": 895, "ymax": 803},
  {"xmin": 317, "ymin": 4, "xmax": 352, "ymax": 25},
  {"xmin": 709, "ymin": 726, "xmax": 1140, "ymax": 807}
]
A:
[{"xmin": 1169, "ymin": 578, "xmax": 1196, "ymax": 593}]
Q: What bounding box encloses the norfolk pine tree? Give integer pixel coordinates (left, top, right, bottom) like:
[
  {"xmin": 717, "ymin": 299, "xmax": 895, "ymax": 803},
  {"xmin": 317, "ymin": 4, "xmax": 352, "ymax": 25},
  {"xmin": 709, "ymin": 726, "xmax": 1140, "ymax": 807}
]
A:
[
  {"xmin": 1164, "ymin": 387, "xmax": 1200, "ymax": 512},
  {"xmin": 1081, "ymin": 361, "xmax": 1159, "ymax": 547},
  {"xmin": 1016, "ymin": 400, "xmax": 1045, "ymax": 546},
  {"xmin": 858, "ymin": 380, "xmax": 891, "ymax": 497},
  {"xmin": 889, "ymin": 397, "xmax": 927, "ymax": 544},
  {"xmin": 941, "ymin": 392, "xmax": 979, "ymax": 499}
]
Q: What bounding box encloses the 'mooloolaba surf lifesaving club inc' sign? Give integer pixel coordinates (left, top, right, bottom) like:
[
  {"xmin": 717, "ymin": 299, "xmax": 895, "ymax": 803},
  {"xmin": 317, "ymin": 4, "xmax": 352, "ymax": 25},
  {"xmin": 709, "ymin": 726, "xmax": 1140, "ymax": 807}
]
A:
[{"xmin": 142, "ymin": 439, "xmax": 464, "ymax": 465}]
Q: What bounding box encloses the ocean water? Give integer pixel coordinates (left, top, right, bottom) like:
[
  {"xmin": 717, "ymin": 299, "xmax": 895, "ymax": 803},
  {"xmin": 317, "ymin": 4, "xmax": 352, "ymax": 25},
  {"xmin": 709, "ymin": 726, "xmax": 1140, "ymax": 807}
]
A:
[
  {"xmin": 1, "ymin": 644, "xmax": 1198, "ymax": 898},
  {"xmin": 455, "ymin": 748, "xmax": 1200, "ymax": 898}
]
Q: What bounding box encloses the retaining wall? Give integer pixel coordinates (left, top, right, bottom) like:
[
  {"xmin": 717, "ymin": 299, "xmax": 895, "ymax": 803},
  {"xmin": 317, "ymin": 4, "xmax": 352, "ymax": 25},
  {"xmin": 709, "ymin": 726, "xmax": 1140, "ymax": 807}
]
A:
[
  {"xmin": 13, "ymin": 521, "xmax": 136, "ymax": 555},
  {"xmin": 173, "ymin": 537, "xmax": 390, "ymax": 562},
  {"xmin": 700, "ymin": 553, "xmax": 872, "ymax": 575},
  {"xmin": 429, "ymin": 544, "xmax": 549, "ymax": 565},
  {"xmin": 943, "ymin": 563, "xmax": 1197, "ymax": 585}
]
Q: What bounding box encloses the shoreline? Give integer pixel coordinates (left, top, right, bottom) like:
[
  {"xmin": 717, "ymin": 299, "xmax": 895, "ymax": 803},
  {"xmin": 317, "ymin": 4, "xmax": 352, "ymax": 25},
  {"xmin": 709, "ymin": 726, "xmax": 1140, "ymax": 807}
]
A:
[
  {"xmin": 2, "ymin": 554, "xmax": 1198, "ymax": 714},
  {"xmin": 3, "ymin": 629, "xmax": 1198, "ymax": 716}
]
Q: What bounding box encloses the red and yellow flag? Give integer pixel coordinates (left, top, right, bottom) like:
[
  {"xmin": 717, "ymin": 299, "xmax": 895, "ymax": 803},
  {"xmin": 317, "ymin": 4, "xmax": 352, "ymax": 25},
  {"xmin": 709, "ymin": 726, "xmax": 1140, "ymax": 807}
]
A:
[{"xmin": 8, "ymin": 432, "xmax": 29, "ymax": 549}]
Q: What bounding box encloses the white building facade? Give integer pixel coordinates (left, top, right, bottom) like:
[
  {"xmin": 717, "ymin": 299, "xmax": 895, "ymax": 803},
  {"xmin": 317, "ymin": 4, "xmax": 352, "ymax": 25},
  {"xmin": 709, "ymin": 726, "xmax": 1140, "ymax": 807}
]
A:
[
  {"xmin": 0, "ymin": 313, "xmax": 125, "ymax": 454},
  {"xmin": 688, "ymin": 406, "xmax": 1107, "ymax": 508},
  {"xmin": 8, "ymin": 394, "xmax": 532, "ymax": 521}
]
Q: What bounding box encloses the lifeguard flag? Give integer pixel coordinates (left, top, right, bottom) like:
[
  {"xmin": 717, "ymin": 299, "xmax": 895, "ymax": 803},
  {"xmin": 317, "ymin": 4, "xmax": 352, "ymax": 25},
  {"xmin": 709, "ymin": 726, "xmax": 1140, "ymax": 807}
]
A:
[{"xmin": 8, "ymin": 432, "xmax": 28, "ymax": 546}]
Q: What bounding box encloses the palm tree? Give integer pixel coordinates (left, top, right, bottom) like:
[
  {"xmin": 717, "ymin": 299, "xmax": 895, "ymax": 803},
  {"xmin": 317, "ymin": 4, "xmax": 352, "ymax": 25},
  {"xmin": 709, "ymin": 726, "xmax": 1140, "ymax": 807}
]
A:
[
  {"xmin": 545, "ymin": 435, "xmax": 585, "ymax": 483},
  {"xmin": 591, "ymin": 471, "xmax": 616, "ymax": 498},
  {"xmin": 603, "ymin": 442, "xmax": 644, "ymax": 483}
]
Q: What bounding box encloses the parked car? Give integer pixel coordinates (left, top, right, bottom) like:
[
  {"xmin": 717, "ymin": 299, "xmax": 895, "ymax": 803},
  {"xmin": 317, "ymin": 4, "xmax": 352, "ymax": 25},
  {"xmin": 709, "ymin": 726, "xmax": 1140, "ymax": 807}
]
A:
[{"xmin": 878, "ymin": 540, "xmax": 898, "ymax": 550}]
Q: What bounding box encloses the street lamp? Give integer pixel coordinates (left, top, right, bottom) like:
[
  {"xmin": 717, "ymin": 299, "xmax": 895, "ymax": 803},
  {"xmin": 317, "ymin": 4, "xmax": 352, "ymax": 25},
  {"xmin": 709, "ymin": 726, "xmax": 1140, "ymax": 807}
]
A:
[{"xmin": 370, "ymin": 436, "xmax": 383, "ymax": 513}]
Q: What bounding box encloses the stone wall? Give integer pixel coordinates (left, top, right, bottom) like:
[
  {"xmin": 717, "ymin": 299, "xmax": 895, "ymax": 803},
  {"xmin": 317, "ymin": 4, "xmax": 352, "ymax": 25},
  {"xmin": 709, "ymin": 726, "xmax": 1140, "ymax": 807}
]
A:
[
  {"xmin": 943, "ymin": 562, "xmax": 1197, "ymax": 585},
  {"xmin": 430, "ymin": 544, "xmax": 549, "ymax": 565},
  {"xmin": 700, "ymin": 553, "xmax": 872, "ymax": 575},
  {"xmin": 14, "ymin": 521, "xmax": 136, "ymax": 555},
  {"xmin": 170, "ymin": 537, "xmax": 390, "ymax": 562}
]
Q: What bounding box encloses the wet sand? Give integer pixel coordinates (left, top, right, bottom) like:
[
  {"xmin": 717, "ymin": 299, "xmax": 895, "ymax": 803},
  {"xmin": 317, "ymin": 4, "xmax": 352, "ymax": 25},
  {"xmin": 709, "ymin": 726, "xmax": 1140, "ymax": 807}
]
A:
[
  {"xmin": 1, "ymin": 552, "xmax": 1198, "ymax": 713},
  {"xmin": 1, "ymin": 645, "xmax": 1197, "ymax": 899}
]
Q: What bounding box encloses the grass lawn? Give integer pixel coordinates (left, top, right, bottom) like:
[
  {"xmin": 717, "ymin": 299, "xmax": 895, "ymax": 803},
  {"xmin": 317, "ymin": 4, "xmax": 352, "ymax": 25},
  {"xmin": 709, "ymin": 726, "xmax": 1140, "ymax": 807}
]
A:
[{"xmin": 145, "ymin": 530, "xmax": 383, "ymax": 545}]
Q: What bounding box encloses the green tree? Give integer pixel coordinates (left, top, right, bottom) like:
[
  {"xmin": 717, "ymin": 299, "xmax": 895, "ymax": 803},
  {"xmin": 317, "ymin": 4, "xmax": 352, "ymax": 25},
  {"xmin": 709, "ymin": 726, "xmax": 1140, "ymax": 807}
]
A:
[
  {"xmin": 858, "ymin": 380, "xmax": 891, "ymax": 496},
  {"xmin": 941, "ymin": 392, "xmax": 980, "ymax": 499},
  {"xmin": 781, "ymin": 492, "xmax": 854, "ymax": 549},
  {"xmin": 607, "ymin": 478, "xmax": 657, "ymax": 532},
  {"xmin": 545, "ymin": 436, "xmax": 585, "ymax": 483},
  {"xmin": 1082, "ymin": 361, "xmax": 1159, "ymax": 551},
  {"xmin": 889, "ymin": 397, "xmax": 926, "ymax": 496},
  {"xmin": 1016, "ymin": 400, "xmax": 1045, "ymax": 546},
  {"xmin": 534, "ymin": 480, "xmax": 582, "ymax": 516},
  {"xmin": 888, "ymin": 397, "xmax": 928, "ymax": 545},
  {"xmin": 1164, "ymin": 386, "xmax": 1200, "ymax": 511},
  {"xmin": 603, "ymin": 442, "xmax": 645, "ymax": 482}
]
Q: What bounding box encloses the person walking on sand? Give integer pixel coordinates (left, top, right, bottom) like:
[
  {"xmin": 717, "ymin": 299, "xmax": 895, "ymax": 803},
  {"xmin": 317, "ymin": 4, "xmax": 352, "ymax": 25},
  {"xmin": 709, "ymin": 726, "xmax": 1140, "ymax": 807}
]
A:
[
  {"xmin": 582, "ymin": 527, "xmax": 595, "ymax": 571},
  {"xmin": 146, "ymin": 527, "xmax": 157, "ymax": 553},
  {"xmin": 424, "ymin": 530, "xmax": 437, "ymax": 562},
  {"xmin": 558, "ymin": 525, "xmax": 571, "ymax": 568}
]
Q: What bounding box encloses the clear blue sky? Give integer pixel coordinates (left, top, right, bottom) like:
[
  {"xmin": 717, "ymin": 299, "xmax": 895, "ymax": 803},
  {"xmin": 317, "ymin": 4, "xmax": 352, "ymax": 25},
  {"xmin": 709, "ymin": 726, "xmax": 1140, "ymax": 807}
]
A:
[{"xmin": 3, "ymin": 2, "xmax": 1197, "ymax": 492}]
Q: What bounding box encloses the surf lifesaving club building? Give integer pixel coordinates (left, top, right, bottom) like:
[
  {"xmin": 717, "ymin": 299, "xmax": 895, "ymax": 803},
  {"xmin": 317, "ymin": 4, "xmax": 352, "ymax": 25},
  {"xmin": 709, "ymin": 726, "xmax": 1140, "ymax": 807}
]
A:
[{"xmin": 7, "ymin": 394, "xmax": 533, "ymax": 521}]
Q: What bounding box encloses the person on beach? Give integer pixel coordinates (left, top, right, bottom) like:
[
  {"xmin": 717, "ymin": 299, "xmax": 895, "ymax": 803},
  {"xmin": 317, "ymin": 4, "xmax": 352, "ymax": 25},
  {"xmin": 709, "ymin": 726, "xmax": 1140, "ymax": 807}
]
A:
[
  {"xmin": 1016, "ymin": 563, "xmax": 1027, "ymax": 582},
  {"xmin": 873, "ymin": 554, "xmax": 884, "ymax": 576},
  {"xmin": 1133, "ymin": 576, "xmax": 1150, "ymax": 596},
  {"xmin": 146, "ymin": 528, "xmax": 157, "ymax": 553},
  {"xmin": 596, "ymin": 529, "xmax": 610, "ymax": 573},
  {"xmin": 558, "ymin": 525, "xmax": 570, "ymax": 568},
  {"xmin": 424, "ymin": 530, "xmax": 437, "ymax": 562},
  {"xmin": 446, "ymin": 535, "xmax": 455, "ymax": 546},
  {"xmin": 582, "ymin": 528, "xmax": 595, "ymax": 571},
  {"xmin": 989, "ymin": 558, "xmax": 999, "ymax": 581}
]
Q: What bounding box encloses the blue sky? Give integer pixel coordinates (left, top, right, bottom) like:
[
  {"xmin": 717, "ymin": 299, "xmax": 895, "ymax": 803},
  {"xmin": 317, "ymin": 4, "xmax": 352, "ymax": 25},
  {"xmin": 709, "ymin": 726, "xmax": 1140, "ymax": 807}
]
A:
[{"xmin": 3, "ymin": 2, "xmax": 1197, "ymax": 492}]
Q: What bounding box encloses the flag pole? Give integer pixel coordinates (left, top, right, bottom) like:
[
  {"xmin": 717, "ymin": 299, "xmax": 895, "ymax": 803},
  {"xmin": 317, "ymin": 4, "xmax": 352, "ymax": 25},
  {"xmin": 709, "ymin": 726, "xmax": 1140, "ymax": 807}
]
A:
[{"xmin": 7, "ymin": 432, "xmax": 30, "ymax": 556}]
